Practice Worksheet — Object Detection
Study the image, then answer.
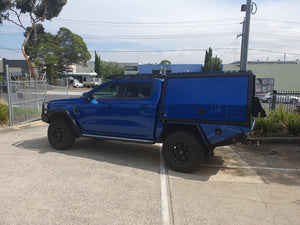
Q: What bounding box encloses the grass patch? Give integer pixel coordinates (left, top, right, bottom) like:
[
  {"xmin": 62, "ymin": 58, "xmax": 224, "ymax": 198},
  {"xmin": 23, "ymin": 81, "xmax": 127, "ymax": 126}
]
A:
[
  {"xmin": 0, "ymin": 99, "xmax": 9, "ymax": 124},
  {"xmin": 13, "ymin": 106, "xmax": 41, "ymax": 123},
  {"xmin": 252, "ymin": 106, "xmax": 300, "ymax": 137}
]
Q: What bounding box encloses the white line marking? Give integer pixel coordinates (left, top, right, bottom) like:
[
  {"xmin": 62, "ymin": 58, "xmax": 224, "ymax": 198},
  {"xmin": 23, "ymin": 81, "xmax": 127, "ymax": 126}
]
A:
[
  {"xmin": 160, "ymin": 150, "xmax": 170, "ymax": 225},
  {"xmin": 201, "ymin": 164, "xmax": 300, "ymax": 172}
]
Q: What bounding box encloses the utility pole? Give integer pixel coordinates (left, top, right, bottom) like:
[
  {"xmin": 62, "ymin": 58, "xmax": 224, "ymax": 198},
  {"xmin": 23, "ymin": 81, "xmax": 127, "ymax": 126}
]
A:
[{"xmin": 240, "ymin": 0, "xmax": 255, "ymax": 71}]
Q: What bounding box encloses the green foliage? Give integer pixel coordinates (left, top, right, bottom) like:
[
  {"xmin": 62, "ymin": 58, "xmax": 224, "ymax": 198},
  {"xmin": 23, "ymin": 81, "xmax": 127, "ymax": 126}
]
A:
[
  {"xmin": 0, "ymin": 103, "xmax": 9, "ymax": 124},
  {"xmin": 100, "ymin": 61, "xmax": 125, "ymax": 81},
  {"xmin": 283, "ymin": 113, "xmax": 300, "ymax": 136},
  {"xmin": 0, "ymin": 0, "xmax": 12, "ymax": 23},
  {"xmin": 211, "ymin": 56, "xmax": 222, "ymax": 72},
  {"xmin": 94, "ymin": 51, "xmax": 101, "ymax": 77},
  {"xmin": 0, "ymin": 0, "xmax": 67, "ymax": 80},
  {"xmin": 202, "ymin": 47, "xmax": 222, "ymax": 72},
  {"xmin": 252, "ymin": 107, "xmax": 300, "ymax": 137},
  {"xmin": 0, "ymin": 0, "xmax": 67, "ymax": 22},
  {"xmin": 57, "ymin": 27, "xmax": 91, "ymax": 70},
  {"xmin": 203, "ymin": 48, "xmax": 213, "ymax": 72},
  {"xmin": 13, "ymin": 106, "xmax": 40, "ymax": 122},
  {"xmin": 24, "ymin": 25, "xmax": 91, "ymax": 83},
  {"xmin": 159, "ymin": 60, "xmax": 171, "ymax": 65}
]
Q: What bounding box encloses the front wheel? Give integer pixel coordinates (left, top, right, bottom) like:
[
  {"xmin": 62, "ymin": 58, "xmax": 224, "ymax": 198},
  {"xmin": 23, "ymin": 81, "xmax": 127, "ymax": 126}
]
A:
[
  {"xmin": 162, "ymin": 131, "xmax": 204, "ymax": 173},
  {"xmin": 48, "ymin": 119, "xmax": 75, "ymax": 150}
]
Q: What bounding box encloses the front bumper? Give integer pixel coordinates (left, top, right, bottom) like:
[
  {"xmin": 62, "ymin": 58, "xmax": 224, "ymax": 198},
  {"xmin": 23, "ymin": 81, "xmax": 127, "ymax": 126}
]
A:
[{"xmin": 41, "ymin": 102, "xmax": 49, "ymax": 123}]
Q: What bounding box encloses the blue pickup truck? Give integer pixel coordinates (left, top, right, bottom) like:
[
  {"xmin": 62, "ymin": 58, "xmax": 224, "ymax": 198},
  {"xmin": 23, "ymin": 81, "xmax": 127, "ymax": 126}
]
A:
[{"xmin": 42, "ymin": 72, "xmax": 265, "ymax": 172}]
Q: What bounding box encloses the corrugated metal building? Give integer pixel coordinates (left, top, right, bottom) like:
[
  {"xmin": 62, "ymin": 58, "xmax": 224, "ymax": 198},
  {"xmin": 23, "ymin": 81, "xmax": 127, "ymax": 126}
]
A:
[
  {"xmin": 138, "ymin": 64, "xmax": 202, "ymax": 75},
  {"xmin": 224, "ymin": 61, "xmax": 300, "ymax": 92}
]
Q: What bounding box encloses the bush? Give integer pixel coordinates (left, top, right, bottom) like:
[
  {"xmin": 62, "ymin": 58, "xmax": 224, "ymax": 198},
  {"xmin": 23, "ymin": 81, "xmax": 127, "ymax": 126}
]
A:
[
  {"xmin": 252, "ymin": 107, "xmax": 300, "ymax": 137},
  {"xmin": 284, "ymin": 114, "xmax": 300, "ymax": 136},
  {"xmin": 0, "ymin": 103, "xmax": 9, "ymax": 124}
]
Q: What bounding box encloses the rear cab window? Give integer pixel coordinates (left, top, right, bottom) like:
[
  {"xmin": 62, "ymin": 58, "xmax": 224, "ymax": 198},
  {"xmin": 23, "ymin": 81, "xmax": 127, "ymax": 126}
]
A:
[{"xmin": 124, "ymin": 82, "xmax": 153, "ymax": 100}]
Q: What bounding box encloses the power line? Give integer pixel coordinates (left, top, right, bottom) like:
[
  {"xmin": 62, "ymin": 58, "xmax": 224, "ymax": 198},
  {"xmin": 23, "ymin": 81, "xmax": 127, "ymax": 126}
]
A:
[
  {"xmin": 2, "ymin": 30, "xmax": 300, "ymax": 40},
  {"xmin": 253, "ymin": 18, "xmax": 300, "ymax": 25},
  {"xmin": 2, "ymin": 46, "xmax": 300, "ymax": 56},
  {"xmin": 249, "ymin": 48, "xmax": 300, "ymax": 56},
  {"xmin": 82, "ymin": 32, "xmax": 235, "ymax": 40},
  {"xmin": 253, "ymin": 32, "xmax": 300, "ymax": 40},
  {"xmin": 0, "ymin": 45, "xmax": 21, "ymax": 53},
  {"xmin": 55, "ymin": 17, "xmax": 242, "ymax": 25},
  {"xmin": 0, "ymin": 31, "xmax": 236, "ymax": 40}
]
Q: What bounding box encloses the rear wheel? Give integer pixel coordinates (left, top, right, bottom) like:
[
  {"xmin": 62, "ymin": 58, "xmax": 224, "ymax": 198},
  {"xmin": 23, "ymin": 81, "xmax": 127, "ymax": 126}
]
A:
[
  {"xmin": 266, "ymin": 98, "xmax": 272, "ymax": 103},
  {"xmin": 162, "ymin": 131, "xmax": 204, "ymax": 173},
  {"xmin": 291, "ymin": 99, "xmax": 298, "ymax": 104},
  {"xmin": 48, "ymin": 119, "xmax": 75, "ymax": 150}
]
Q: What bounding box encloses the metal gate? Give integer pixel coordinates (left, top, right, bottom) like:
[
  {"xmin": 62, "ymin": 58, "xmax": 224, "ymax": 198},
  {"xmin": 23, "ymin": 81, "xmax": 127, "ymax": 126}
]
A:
[{"xmin": 2, "ymin": 65, "xmax": 69, "ymax": 126}]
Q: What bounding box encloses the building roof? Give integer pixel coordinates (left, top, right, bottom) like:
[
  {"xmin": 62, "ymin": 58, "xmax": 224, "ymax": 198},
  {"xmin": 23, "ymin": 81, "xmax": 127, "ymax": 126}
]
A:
[
  {"xmin": 230, "ymin": 60, "xmax": 300, "ymax": 65},
  {"xmin": 76, "ymin": 61, "xmax": 95, "ymax": 73}
]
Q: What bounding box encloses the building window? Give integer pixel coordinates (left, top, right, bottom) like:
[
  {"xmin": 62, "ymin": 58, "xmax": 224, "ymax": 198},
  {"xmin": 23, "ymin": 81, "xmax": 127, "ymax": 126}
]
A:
[{"xmin": 256, "ymin": 78, "xmax": 274, "ymax": 93}]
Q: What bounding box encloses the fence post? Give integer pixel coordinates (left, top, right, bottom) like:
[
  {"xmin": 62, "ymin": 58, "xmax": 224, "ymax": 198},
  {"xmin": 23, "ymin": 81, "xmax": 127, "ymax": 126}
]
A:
[
  {"xmin": 66, "ymin": 78, "xmax": 69, "ymax": 98},
  {"xmin": 5, "ymin": 65, "xmax": 13, "ymax": 126},
  {"xmin": 271, "ymin": 90, "xmax": 277, "ymax": 111}
]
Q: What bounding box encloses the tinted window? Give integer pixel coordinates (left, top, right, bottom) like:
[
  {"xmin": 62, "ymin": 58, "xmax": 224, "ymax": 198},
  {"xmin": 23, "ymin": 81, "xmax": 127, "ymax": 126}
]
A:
[
  {"xmin": 92, "ymin": 83, "xmax": 121, "ymax": 100},
  {"xmin": 124, "ymin": 82, "xmax": 153, "ymax": 100}
]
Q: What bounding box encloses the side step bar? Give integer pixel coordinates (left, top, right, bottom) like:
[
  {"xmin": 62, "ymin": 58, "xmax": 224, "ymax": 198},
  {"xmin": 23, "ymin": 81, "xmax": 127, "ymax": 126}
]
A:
[{"xmin": 82, "ymin": 134, "xmax": 155, "ymax": 144}]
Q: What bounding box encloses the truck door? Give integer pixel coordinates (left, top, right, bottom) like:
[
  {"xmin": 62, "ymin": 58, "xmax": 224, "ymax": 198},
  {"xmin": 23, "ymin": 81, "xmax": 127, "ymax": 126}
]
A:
[
  {"xmin": 78, "ymin": 82, "xmax": 123, "ymax": 135},
  {"xmin": 112, "ymin": 81, "xmax": 160, "ymax": 139}
]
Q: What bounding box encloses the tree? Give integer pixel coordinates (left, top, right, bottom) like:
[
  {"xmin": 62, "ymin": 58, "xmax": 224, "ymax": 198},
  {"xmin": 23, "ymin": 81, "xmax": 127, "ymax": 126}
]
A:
[
  {"xmin": 202, "ymin": 47, "xmax": 222, "ymax": 72},
  {"xmin": 56, "ymin": 27, "xmax": 91, "ymax": 72},
  {"xmin": 100, "ymin": 61, "xmax": 125, "ymax": 81},
  {"xmin": 0, "ymin": 0, "xmax": 67, "ymax": 80},
  {"xmin": 203, "ymin": 47, "xmax": 213, "ymax": 72},
  {"xmin": 160, "ymin": 60, "xmax": 171, "ymax": 65},
  {"xmin": 211, "ymin": 56, "xmax": 222, "ymax": 72},
  {"xmin": 94, "ymin": 51, "xmax": 101, "ymax": 77},
  {"xmin": 24, "ymin": 25, "xmax": 91, "ymax": 83}
]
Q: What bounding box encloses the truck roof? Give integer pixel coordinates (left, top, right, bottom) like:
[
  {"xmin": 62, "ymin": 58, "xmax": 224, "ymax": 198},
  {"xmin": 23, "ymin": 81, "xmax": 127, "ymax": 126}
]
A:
[{"xmin": 109, "ymin": 71, "xmax": 254, "ymax": 80}]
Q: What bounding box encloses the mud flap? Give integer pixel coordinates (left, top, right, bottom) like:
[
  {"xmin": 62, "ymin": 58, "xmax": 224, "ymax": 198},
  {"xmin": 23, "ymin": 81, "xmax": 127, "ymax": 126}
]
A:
[{"xmin": 251, "ymin": 97, "xmax": 266, "ymax": 117}]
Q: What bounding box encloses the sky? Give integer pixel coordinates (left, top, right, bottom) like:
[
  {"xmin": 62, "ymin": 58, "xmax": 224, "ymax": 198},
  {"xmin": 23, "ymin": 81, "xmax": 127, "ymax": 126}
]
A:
[{"xmin": 1, "ymin": 0, "xmax": 300, "ymax": 65}]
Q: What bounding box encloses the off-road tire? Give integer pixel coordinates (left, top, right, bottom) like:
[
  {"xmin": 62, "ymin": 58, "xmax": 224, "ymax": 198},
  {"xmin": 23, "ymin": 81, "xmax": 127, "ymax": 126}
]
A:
[
  {"xmin": 291, "ymin": 99, "xmax": 298, "ymax": 105},
  {"xmin": 162, "ymin": 131, "xmax": 204, "ymax": 173},
  {"xmin": 48, "ymin": 119, "xmax": 75, "ymax": 150}
]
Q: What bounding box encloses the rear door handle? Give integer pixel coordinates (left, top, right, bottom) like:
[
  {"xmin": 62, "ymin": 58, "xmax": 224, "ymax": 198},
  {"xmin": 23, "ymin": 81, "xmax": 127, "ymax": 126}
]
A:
[
  {"xmin": 106, "ymin": 104, "xmax": 113, "ymax": 108},
  {"xmin": 140, "ymin": 105, "xmax": 149, "ymax": 109}
]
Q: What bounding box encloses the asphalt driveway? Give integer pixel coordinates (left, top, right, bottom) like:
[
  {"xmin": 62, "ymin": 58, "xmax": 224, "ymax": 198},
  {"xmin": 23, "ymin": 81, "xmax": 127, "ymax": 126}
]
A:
[{"xmin": 0, "ymin": 121, "xmax": 299, "ymax": 225}]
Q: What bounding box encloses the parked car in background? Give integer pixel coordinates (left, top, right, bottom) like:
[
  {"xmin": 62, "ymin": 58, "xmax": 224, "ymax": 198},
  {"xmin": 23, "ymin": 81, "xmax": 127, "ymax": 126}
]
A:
[
  {"xmin": 73, "ymin": 79, "xmax": 83, "ymax": 88},
  {"xmin": 0, "ymin": 78, "xmax": 17, "ymax": 93},
  {"xmin": 259, "ymin": 92, "xmax": 299, "ymax": 104}
]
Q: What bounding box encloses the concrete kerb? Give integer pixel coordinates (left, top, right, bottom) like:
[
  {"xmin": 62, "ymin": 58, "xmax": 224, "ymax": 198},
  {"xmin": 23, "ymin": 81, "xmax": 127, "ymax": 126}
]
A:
[
  {"xmin": 0, "ymin": 120, "xmax": 45, "ymax": 133},
  {"xmin": 248, "ymin": 136, "xmax": 300, "ymax": 145}
]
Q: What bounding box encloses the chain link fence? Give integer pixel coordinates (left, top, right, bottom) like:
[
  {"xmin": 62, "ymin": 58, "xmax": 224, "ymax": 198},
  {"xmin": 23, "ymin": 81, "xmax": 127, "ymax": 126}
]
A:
[
  {"xmin": 1, "ymin": 65, "xmax": 72, "ymax": 126},
  {"xmin": 0, "ymin": 80, "xmax": 70, "ymax": 126}
]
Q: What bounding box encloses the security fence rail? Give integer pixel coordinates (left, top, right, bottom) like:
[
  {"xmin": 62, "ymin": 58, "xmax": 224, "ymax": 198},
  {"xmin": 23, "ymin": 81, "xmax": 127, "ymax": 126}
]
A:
[{"xmin": 258, "ymin": 90, "xmax": 300, "ymax": 112}]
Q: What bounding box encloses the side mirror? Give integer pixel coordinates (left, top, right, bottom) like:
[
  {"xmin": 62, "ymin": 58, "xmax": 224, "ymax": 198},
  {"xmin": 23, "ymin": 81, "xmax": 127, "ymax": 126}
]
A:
[{"xmin": 82, "ymin": 92, "xmax": 92, "ymax": 101}]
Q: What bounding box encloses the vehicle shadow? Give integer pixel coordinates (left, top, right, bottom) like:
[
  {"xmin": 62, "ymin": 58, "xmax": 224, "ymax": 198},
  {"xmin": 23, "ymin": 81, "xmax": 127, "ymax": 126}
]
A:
[
  {"xmin": 12, "ymin": 137, "xmax": 300, "ymax": 185},
  {"xmin": 12, "ymin": 136, "xmax": 222, "ymax": 181}
]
